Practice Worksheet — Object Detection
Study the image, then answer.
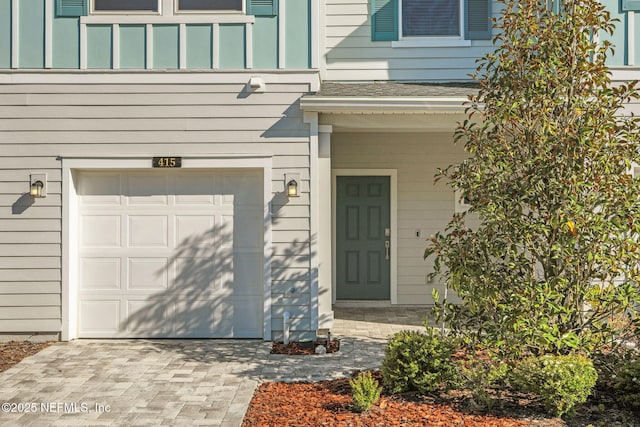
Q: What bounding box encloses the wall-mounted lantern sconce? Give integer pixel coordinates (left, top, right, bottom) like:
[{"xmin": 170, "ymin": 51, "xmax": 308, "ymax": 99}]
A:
[
  {"xmin": 285, "ymin": 173, "xmax": 300, "ymax": 197},
  {"xmin": 30, "ymin": 173, "xmax": 47, "ymax": 198}
]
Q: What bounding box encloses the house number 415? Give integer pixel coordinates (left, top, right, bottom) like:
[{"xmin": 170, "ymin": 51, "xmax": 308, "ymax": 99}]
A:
[{"xmin": 152, "ymin": 157, "xmax": 182, "ymax": 168}]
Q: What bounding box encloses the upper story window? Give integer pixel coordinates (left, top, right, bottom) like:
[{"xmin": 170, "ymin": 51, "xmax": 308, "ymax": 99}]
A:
[
  {"xmin": 56, "ymin": 0, "xmax": 277, "ymax": 17},
  {"xmin": 94, "ymin": 0, "xmax": 159, "ymax": 12},
  {"xmin": 401, "ymin": 0, "xmax": 461, "ymax": 38},
  {"xmin": 371, "ymin": 0, "xmax": 491, "ymax": 43},
  {"xmin": 177, "ymin": 0, "xmax": 243, "ymax": 11}
]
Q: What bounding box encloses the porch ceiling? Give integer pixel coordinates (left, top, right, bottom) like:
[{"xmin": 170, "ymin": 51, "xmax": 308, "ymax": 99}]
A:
[{"xmin": 316, "ymin": 112, "xmax": 466, "ymax": 132}]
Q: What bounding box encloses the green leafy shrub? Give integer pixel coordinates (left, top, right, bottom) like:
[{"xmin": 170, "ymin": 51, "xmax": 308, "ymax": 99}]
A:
[
  {"xmin": 457, "ymin": 354, "xmax": 509, "ymax": 409},
  {"xmin": 349, "ymin": 371, "xmax": 382, "ymax": 413},
  {"xmin": 425, "ymin": 0, "xmax": 640, "ymax": 358},
  {"xmin": 614, "ymin": 357, "xmax": 640, "ymax": 410},
  {"xmin": 381, "ymin": 329, "xmax": 459, "ymax": 394},
  {"xmin": 511, "ymin": 354, "xmax": 597, "ymax": 416}
]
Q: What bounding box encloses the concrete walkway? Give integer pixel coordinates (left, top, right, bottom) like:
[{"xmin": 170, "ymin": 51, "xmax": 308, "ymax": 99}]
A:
[{"xmin": 0, "ymin": 307, "xmax": 429, "ymax": 427}]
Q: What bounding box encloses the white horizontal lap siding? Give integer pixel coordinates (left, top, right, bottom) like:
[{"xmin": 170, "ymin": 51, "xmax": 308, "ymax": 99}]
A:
[
  {"xmin": 331, "ymin": 131, "xmax": 467, "ymax": 305},
  {"xmin": 324, "ymin": 0, "xmax": 497, "ymax": 81},
  {"xmin": 0, "ymin": 150, "xmax": 62, "ymax": 333},
  {"xmin": 0, "ymin": 76, "xmax": 314, "ymax": 339}
]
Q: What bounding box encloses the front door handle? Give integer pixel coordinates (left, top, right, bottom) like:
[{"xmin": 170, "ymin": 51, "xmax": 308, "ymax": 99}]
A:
[{"xmin": 385, "ymin": 240, "xmax": 390, "ymax": 260}]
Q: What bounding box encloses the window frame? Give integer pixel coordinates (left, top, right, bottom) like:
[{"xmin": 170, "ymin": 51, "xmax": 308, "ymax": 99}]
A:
[
  {"xmin": 89, "ymin": 0, "xmax": 249, "ymax": 15},
  {"xmin": 398, "ymin": 0, "xmax": 465, "ymax": 41},
  {"xmin": 91, "ymin": 0, "xmax": 161, "ymax": 15},
  {"xmin": 454, "ymin": 189, "xmax": 471, "ymax": 213},
  {"xmin": 174, "ymin": 0, "xmax": 245, "ymax": 14}
]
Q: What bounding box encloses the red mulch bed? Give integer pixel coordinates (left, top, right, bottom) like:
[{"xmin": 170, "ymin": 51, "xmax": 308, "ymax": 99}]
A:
[
  {"xmin": 0, "ymin": 341, "xmax": 52, "ymax": 373},
  {"xmin": 242, "ymin": 379, "xmax": 540, "ymax": 427},
  {"xmin": 242, "ymin": 370, "xmax": 640, "ymax": 427},
  {"xmin": 271, "ymin": 339, "xmax": 340, "ymax": 355}
]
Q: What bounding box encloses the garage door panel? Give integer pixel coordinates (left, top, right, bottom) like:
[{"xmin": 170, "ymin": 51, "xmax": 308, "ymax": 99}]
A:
[
  {"xmin": 125, "ymin": 300, "xmax": 172, "ymax": 335},
  {"xmin": 173, "ymin": 299, "xmax": 220, "ymax": 337},
  {"xmin": 172, "ymin": 296, "xmax": 262, "ymax": 338},
  {"xmin": 174, "ymin": 174, "xmax": 216, "ymax": 204},
  {"xmin": 78, "ymin": 170, "xmax": 264, "ymax": 339},
  {"xmin": 128, "ymin": 258, "xmax": 168, "ymax": 290},
  {"xmin": 79, "ymin": 300, "xmax": 120, "ymax": 334},
  {"xmin": 81, "ymin": 215, "xmax": 121, "ymax": 247},
  {"xmin": 175, "ymin": 215, "xmax": 216, "ymax": 247},
  {"xmin": 173, "ymin": 257, "xmax": 217, "ymax": 292},
  {"xmin": 127, "ymin": 174, "xmax": 169, "ymax": 205},
  {"xmin": 80, "ymin": 257, "xmax": 121, "ymax": 290},
  {"xmin": 128, "ymin": 215, "xmax": 169, "ymax": 248},
  {"xmin": 78, "ymin": 173, "xmax": 122, "ymax": 204}
]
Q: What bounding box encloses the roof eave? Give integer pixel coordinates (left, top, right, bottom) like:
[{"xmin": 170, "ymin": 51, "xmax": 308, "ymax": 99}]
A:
[{"xmin": 299, "ymin": 96, "xmax": 469, "ymax": 114}]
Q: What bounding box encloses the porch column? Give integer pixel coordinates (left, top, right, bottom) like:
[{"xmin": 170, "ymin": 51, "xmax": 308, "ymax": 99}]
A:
[{"xmin": 318, "ymin": 124, "xmax": 334, "ymax": 333}]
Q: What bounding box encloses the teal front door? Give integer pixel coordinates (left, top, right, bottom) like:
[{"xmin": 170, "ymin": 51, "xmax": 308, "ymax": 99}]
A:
[{"xmin": 336, "ymin": 176, "xmax": 391, "ymax": 300}]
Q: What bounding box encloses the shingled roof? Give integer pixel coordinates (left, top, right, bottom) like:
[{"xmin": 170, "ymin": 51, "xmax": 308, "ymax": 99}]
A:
[{"xmin": 311, "ymin": 82, "xmax": 480, "ymax": 97}]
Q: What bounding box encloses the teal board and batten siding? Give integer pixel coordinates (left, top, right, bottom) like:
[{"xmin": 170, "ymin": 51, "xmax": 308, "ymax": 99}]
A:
[
  {"xmin": 218, "ymin": 24, "xmax": 246, "ymax": 69},
  {"xmin": 0, "ymin": 75, "xmax": 317, "ymax": 340},
  {"xmin": 0, "ymin": 0, "xmax": 311, "ymax": 70},
  {"xmin": 253, "ymin": 16, "xmax": 278, "ymax": 69},
  {"xmin": 186, "ymin": 24, "xmax": 212, "ymax": 69},
  {"xmin": 18, "ymin": 0, "xmax": 45, "ymax": 68},
  {"xmin": 285, "ymin": 0, "xmax": 310, "ymax": 69},
  {"xmin": 153, "ymin": 25, "xmax": 180, "ymax": 69},
  {"xmin": 86, "ymin": 25, "xmax": 112, "ymax": 69},
  {"xmin": 120, "ymin": 25, "xmax": 146, "ymax": 69},
  {"xmin": 0, "ymin": 0, "xmax": 10, "ymax": 68},
  {"xmin": 52, "ymin": 17, "xmax": 79, "ymax": 68}
]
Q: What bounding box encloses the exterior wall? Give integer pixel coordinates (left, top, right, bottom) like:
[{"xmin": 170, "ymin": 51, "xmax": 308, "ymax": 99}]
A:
[
  {"xmin": 322, "ymin": 0, "xmax": 640, "ymax": 82},
  {"xmin": 599, "ymin": 0, "xmax": 640, "ymax": 67},
  {"xmin": 322, "ymin": 0, "xmax": 498, "ymax": 81},
  {"xmin": 0, "ymin": 72, "xmax": 317, "ymax": 341},
  {"xmin": 331, "ymin": 130, "xmax": 467, "ymax": 305},
  {"xmin": 0, "ymin": 0, "xmax": 313, "ymax": 70}
]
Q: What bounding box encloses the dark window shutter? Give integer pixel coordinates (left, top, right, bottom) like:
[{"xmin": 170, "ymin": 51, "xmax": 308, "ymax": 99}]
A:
[
  {"xmin": 465, "ymin": 0, "xmax": 491, "ymax": 40},
  {"xmin": 371, "ymin": 0, "xmax": 398, "ymax": 41},
  {"xmin": 622, "ymin": 0, "xmax": 640, "ymax": 11},
  {"xmin": 56, "ymin": 0, "xmax": 87, "ymax": 16},
  {"xmin": 248, "ymin": 0, "xmax": 278, "ymax": 16}
]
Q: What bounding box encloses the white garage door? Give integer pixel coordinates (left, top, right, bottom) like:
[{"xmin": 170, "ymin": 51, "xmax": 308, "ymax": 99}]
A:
[{"xmin": 76, "ymin": 169, "xmax": 264, "ymax": 338}]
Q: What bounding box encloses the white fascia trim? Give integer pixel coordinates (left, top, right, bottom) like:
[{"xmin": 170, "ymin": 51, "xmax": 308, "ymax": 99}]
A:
[
  {"xmin": 61, "ymin": 154, "xmax": 273, "ymax": 341},
  {"xmin": 628, "ymin": 12, "xmax": 635, "ymax": 66},
  {"xmin": 300, "ymin": 97, "xmax": 468, "ymax": 113},
  {"xmin": 0, "ymin": 71, "xmax": 321, "ymax": 87},
  {"xmin": 45, "ymin": 0, "xmax": 53, "ymax": 68},
  {"xmin": 392, "ymin": 39, "xmax": 471, "ymax": 48},
  {"xmin": 11, "ymin": 0, "xmax": 18, "ymax": 68},
  {"xmin": 331, "ymin": 169, "xmax": 398, "ymax": 305},
  {"xmin": 80, "ymin": 14, "xmax": 255, "ymax": 24},
  {"xmin": 303, "ymin": 111, "xmax": 320, "ymax": 333},
  {"xmin": 610, "ymin": 66, "xmax": 640, "ymax": 81},
  {"xmin": 310, "ymin": 0, "xmax": 319, "ymax": 70}
]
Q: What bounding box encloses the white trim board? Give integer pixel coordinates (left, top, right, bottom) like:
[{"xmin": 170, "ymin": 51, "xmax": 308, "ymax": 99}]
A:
[
  {"xmin": 61, "ymin": 155, "xmax": 273, "ymax": 341},
  {"xmin": 80, "ymin": 15, "xmax": 255, "ymax": 24},
  {"xmin": 0, "ymin": 71, "xmax": 321, "ymax": 90},
  {"xmin": 331, "ymin": 169, "xmax": 398, "ymax": 305}
]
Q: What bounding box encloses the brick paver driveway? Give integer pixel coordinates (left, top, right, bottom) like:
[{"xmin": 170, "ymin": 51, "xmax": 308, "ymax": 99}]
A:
[{"xmin": 0, "ymin": 337, "xmax": 388, "ymax": 426}]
